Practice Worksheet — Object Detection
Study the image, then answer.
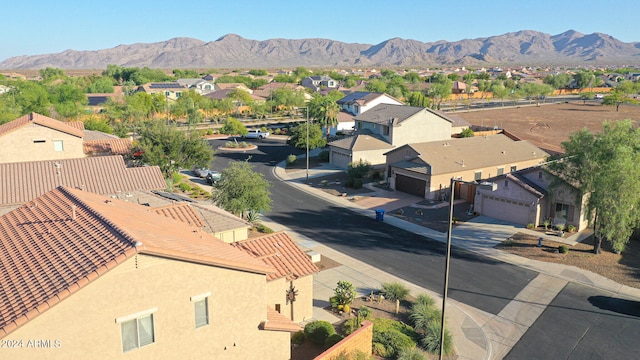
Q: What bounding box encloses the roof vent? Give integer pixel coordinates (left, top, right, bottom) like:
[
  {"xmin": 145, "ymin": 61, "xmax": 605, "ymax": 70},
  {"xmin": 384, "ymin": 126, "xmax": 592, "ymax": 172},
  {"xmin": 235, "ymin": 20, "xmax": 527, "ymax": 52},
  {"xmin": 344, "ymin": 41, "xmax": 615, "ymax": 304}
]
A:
[
  {"xmin": 501, "ymin": 150, "xmax": 506, "ymax": 154},
  {"xmin": 134, "ymin": 241, "xmax": 143, "ymax": 247},
  {"xmin": 461, "ymin": 160, "xmax": 465, "ymax": 167},
  {"xmin": 71, "ymin": 205, "xmax": 77, "ymax": 220}
]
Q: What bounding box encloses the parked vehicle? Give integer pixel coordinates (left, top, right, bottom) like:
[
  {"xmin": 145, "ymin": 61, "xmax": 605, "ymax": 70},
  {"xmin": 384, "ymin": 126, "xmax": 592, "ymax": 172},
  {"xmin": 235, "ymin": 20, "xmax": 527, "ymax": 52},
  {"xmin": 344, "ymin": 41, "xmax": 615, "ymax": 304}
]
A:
[
  {"xmin": 192, "ymin": 167, "xmax": 212, "ymax": 178},
  {"xmin": 594, "ymin": 94, "xmax": 604, "ymax": 99},
  {"xmin": 206, "ymin": 171, "xmax": 222, "ymax": 184},
  {"xmin": 244, "ymin": 129, "xmax": 270, "ymax": 139}
]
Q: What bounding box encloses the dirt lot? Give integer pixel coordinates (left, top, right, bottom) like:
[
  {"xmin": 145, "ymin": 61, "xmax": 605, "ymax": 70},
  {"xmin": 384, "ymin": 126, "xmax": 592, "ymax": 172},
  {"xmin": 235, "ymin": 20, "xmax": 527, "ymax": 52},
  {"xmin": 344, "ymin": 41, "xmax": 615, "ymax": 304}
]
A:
[{"xmin": 455, "ymin": 101, "xmax": 640, "ymax": 155}]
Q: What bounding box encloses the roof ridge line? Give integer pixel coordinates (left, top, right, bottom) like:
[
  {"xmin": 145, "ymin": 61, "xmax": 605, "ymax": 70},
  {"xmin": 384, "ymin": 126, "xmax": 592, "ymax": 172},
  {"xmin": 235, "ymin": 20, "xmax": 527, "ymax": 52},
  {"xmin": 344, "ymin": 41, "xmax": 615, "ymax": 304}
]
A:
[{"xmin": 57, "ymin": 186, "xmax": 139, "ymax": 247}]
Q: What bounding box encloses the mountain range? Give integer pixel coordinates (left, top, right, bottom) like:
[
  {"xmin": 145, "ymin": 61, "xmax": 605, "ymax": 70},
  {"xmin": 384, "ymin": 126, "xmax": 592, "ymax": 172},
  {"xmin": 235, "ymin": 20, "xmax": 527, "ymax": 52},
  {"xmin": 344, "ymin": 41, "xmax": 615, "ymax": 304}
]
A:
[{"xmin": 1, "ymin": 30, "xmax": 639, "ymax": 70}]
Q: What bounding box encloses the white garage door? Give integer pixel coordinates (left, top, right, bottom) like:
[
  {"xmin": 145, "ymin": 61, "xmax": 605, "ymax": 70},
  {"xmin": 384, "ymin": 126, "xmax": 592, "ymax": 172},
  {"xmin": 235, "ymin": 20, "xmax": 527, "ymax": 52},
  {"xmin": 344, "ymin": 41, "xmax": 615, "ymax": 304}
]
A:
[
  {"xmin": 331, "ymin": 151, "xmax": 351, "ymax": 169},
  {"xmin": 480, "ymin": 195, "xmax": 532, "ymax": 225}
]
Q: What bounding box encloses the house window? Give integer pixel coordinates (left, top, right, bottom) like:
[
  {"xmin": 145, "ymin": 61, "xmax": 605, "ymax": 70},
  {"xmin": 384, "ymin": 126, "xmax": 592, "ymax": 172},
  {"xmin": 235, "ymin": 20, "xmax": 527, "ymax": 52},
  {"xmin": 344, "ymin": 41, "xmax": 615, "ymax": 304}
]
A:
[
  {"xmin": 383, "ymin": 125, "xmax": 389, "ymax": 135},
  {"xmin": 53, "ymin": 140, "xmax": 64, "ymax": 152},
  {"xmin": 556, "ymin": 203, "xmax": 570, "ymax": 220},
  {"xmin": 194, "ymin": 298, "xmax": 209, "ymax": 328},
  {"xmin": 497, "ymin": 168, "xmax": 504, "ymax": 176},
  {"xmin": 357, "ymin": 122, "xmax": 362, "ymax": 129},
  {"xmin": 510, "ymin": 166, "xmax": 517, "ymax": 172},
  {"xmin": 275, "ymin": 304, "xmax": 281, "ymax": 313},
  {"xmin": 165, "ymin": 91, "xmax": 170, "ymax": 97},
  {"xmin": 118, "ymin": 310, "xmax": 156, "ymax": 352},
  {"xmin": 474, "ymin": 171, "xmax": 482, "ymax": 181},
  {"xmin": 176, "ymin": 92, "xmax": 182, "ymax": 98}
]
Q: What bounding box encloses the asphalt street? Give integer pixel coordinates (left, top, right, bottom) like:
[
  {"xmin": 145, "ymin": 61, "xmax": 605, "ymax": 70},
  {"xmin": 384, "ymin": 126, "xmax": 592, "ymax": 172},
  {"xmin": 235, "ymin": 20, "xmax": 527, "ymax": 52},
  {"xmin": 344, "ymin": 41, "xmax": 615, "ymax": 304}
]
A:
[{"xmin": 207, "ymin": 137, "xmax": 640, "ymax": 359}]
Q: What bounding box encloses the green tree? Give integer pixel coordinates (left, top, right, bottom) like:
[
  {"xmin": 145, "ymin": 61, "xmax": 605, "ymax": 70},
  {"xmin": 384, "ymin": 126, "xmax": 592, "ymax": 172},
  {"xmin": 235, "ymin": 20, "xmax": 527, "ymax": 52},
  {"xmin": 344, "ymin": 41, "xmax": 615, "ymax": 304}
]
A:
[
  {"xmin": 365, "ymin": 79, "xmax": 387, "ymax": 93},
  {"xmin": 212, "ymin": 160, "xmax": 271, "ymax": 219},
  {"xmin": 287, "ymin": 122, "xmax": 326, "ymax": 149},
  {"xmin": 459, "ymin": 128, "xmax": 474, "ymax": 138},
  {"xmin": 219, "ymin": 116, "xmax": 248, "ymax": 138},
  {"xmin": 15, "ymin": 80, "xmax": 51, "ymax": 115},
  {"xmin": 574, "ymin": 71, "xmax": 596, "ymax": 90},
  {"xmin": 83, "ymin": 115, "xmax": 113, "ymax": 133},
  {"xmin": 427, "ymin": 79, "xmax": 452, "ymax": 110},
  {"xmin": 308, "ymin": 96, "xmax": 340, "ymax": 141},
  {"xmin": 549, "ymin": 120, "xmax": 640, "ymax": 254},
  {"xmin": 135, "ymin": 122, "xmax": 214, "ymax": 179},
  {"xmin": 248, "ymin": 69, "xmax": 268, "ymax": 76},
  {"xmin": 407, "ymin": 92, "xmax": 429, "ymax": 107},
  {"xmin": 86, "ymin": 76, "xmax": 115, "ymax": 93},
  {"xmin": 518, "ymin": 83, "xmax": 553, "ymax": 105},
  {"xmin": 333, "ymin": 280, "xmax": 357, "ymax": 308}
]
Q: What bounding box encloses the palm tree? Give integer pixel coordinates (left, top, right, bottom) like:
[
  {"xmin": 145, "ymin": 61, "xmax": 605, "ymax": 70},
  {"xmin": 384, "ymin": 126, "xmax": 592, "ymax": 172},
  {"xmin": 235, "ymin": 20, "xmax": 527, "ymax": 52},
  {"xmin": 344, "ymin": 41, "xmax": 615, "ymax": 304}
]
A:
[{"xmin": 309, "ymin": 96, "xmax": 340, "ymax": 142}]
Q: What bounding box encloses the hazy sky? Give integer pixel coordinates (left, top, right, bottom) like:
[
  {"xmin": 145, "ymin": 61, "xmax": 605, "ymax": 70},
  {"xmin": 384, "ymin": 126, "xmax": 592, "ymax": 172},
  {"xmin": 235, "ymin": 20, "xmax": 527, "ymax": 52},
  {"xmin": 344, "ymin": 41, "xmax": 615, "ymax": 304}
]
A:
[{"xmin": 2, "ymin": 0, "xmax": 637, "ymax": 61}]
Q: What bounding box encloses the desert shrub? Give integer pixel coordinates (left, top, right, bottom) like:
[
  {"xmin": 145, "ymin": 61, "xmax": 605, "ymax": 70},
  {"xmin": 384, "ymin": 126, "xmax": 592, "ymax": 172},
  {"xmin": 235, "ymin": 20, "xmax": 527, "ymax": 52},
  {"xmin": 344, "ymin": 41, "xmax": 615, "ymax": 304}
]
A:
[
  {"xmin": 567, "ymin": 224, "xmax": 577, "ymax": 233},
  {"xmin": 333, "ymin": 281, "xmax": 357, "ymax": 308},
  {"xmin": 178, "ymin": 182, "xmax": 192, "ymax": 192},
  {"xmin": 171, "ymin": 172, "xmax": 182, "ymax": 184},
  {"xmin": 333, "ymin": 350, "xmax": 370, "ymax": 360},
  {"xmin": 414, "ymin": 294, "xmax": 435, "ymax": 308},
  {"xmin": 207, "ymin": 129, "xmax": 214, "ymax": 135},
  {"xmin": 240, "ymin": 141, "xmax": 249, "ymax": 148},
  {"xmin": 372, "ymin": 342, "xmax": 387, "ymax": 357},
  {"xmin": 291, "ymin": 330, "xmax": 305, "ymax": 345},
  {"xmin": 358, "ymin": 305, "xmax": 371, "ymax": 320},
  {"xmin": 397, "ymin": 347, "xmax": 428, "ymax": 360},
  {"xmin": 304, "ymin": 320, "xmax": 336, "ymax": 345},
  {"xmin": 255, "ymin": 224, "xmax": 274, "ymax": 234},
  {"xmin": 324, "ymin": 333, "xmax": 344, "ymax": 349},
  {"xmin": 526, "ymin": 223, "xmax": 535, "ymax": 229},
  {"xmin": 225, "ymin": 141, "xmax": 237, "ymax": 148},
  {"xmin": 352, "ymin": 178, "xmax": 363, "ymax": 189},
  {"xmin": 559, "ymin": 245, "xmax": 569, "ymax": 254},
  {"xmin": 199, "ymin": 129, "xmax": 207, "ymax": 136},
  {"xmin": 410, "ymin": 302, "xmax": 439, "ymax": 332},
  {"xmin": 373, "ymin": 326, "xmax": 417, "ymax": 358},
  {"xmin": 274, "ymin": 128, "xmax": 282, "ymax": 135},
  {"xmin": 318, "ymin": 150, "xmax": 330, "ymax": 162},
  {"xmin": 343, "ymin": 304, "xmax": 351, "ymax": 314},
  {"xmin": 345, "ymin": 177, "xmax": 354, "ymax": 187},
  {"xmin": 381, "ymin": 282, "xmax": 410, "ymax": 302},
  {"xmin": 341, "ymin": 318, "xmax": 360, "ymax": 336},
  {"xmin": 419, "ymin": 319, "xmax": 453, "ymax": 355},
  {"xmin": 286, "ymin": 154, "xmax": 297, "ymax": 165},
  {"xmin": 260, "ymin": 126, "xmax": 268, "ymax": 132},
  {"xmin": 348, "ymin": 159, "xmax": 371, "ymax": 179},
  {"xmin": 371, "ymin": 172, "xmax": 382, "ymax": 181}
]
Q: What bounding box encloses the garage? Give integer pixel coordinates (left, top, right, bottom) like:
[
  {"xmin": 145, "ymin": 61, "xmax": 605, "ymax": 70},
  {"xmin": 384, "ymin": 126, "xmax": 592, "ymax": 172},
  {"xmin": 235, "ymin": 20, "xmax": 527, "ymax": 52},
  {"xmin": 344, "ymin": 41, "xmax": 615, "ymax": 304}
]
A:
[
  {"xmin": 330, "ymin": 151, "xmax": 351, "ymax": 169},
  {"xmin": 480, "ymin": 195, "xmax": 532, "ymax": 225},
  {"xmin": 395, "ymin": 174, "xmax": 426, "ymax": 198}
]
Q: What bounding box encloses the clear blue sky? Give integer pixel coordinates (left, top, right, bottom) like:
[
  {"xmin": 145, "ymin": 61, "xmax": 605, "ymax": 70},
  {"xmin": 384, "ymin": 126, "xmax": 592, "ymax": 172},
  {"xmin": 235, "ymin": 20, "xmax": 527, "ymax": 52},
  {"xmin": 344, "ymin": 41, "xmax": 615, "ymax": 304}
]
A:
[{"xmin": 2, "ymin": 0, "xmax": 638, "ymax": 62}]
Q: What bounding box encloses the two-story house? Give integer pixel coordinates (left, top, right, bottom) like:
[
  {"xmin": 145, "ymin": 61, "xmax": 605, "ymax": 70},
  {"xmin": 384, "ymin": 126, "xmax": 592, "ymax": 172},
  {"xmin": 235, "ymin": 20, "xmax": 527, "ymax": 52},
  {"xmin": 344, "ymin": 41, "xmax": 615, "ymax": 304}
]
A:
[
  {"xmin": 301, "ymin": 76, "xmax": 337, "ymax": 92},
  {"xmin": 333, "ymin": 92, "xmax": 405, "ymax": 134},
  {"xmin": 0, "ymin": 186, "xmax": 299, "ymax": 359},
  {"xmin": 383, "ymin": 134, "xmax": 549, "ymax": 201},
  {"xmin": 328, "ymin": 104, "xmax": 453, "ymax": 169},
  {"xmin": 176, "ymin": 78, "xmax": 215, "ymax": 95},
  {"xmin": 136, "ymin": 82, "xmax": 188, "ymax": 101}
]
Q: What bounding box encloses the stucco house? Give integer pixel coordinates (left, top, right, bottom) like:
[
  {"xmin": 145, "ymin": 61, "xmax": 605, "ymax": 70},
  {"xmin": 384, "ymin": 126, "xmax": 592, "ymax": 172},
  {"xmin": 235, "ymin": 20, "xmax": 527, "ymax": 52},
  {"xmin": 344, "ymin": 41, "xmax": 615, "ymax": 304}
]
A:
[
  {"xmin": 337, "ymin": 92, "xmax": 404, "ymax": 116},
  {"xmin": 136, "ymin": 82, "xmax": 187, "ymax": 100},
  {"xmin": 301, "ymin": 75, "xmax": 337, "ymax": 92},
  {"xmin": 0, "ymin": 186, "xmax": 298, "ymax": 359},
  {"xmin": 474, "ymin": 166, "xmax": 588, "ymax": 231},
  {"xmin": 176, "ymin": 78, "xmax": 215, "ymax": 95},
  {"xmin": 328, "ymin": 104, "xmax": 453, "ymax": 169},
  {"xmin": 384, "ymin": 134, "xmax": 549, "ymax": 200}
]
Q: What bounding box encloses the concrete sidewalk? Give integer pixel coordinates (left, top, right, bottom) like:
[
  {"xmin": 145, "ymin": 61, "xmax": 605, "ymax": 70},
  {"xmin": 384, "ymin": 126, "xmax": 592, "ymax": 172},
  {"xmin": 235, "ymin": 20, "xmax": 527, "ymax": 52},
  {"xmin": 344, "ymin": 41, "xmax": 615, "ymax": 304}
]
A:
[{"xmin": 270, "ymin": 158, "xmax": 640, "ymax": 359}]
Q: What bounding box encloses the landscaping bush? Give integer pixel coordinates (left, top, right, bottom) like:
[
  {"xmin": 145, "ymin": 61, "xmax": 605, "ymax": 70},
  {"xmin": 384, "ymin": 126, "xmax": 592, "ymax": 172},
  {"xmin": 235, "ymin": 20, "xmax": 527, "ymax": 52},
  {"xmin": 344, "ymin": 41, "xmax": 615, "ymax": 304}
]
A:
[
  {"xmin": 352, "ymin": 178, "xmax": 363, "ymax": 189},
  {"xmin": 526, "ymin": 223, "xmax": 535, "ymax": 229},
  {"xmin": 286, "ymin": 154, "xmax": 297, "ymax": 165},
  {"xmin": 372, "ymin": 342, "xmax": 388, "ymax": 357},
  {"xmin": 207, "ymin": 129, "xmax": 214, "ymax": 135},
  {"xmin": 225, "ymin": 141, "xmax": 237, "ymax": 148},
  {"xmin": 358, "ymin": 305, "xmax": 371, "ymax": 320},
  {"xmin": 171, "ymin": 173, "xmax": 182, "ymax": 184},
  {"xmin": 304, "ymin": 320, "xmax": 336, "ymax": 345},
  {"xmin": 398, "ymin": 347, "xmax": 428, "ymax": 360},
  {"xmin": 410, "ymin": 302, "xmax": 439, "ymax": 332},
  {"xmin": 381, "ymin": 282, "xmax": 411, "ymax": 302},
  {"xmin": 334, "ymin": 350, "xmax": 370, "ymax": 360},
  {"xmin": 371, "ymin": 172, "xmax": 382, "ymax": 181},
  {"xmin": 347, "ymin": 159, "xmax": 371, "ymax": 180},
  {"xmin": 341, "ymin": 318, "xmax": 360, "ymax": 336},
  {"xmin": 318, "ymin": 150, "xmax": 330, "ymax": 162},
  {"xmin": 333, "ymin": 281, "xmax": 357, "ymax": 309},
  {"xmin": 345, "ymin": 177, "xmax": 355, "ymax": 187},
  {"xmin": 178, "ymin": 182, "xmax": 192, "ymax": 192},
  {"xmin": 559, "ymin": 245, "xmax": 569, "ymax": 254},
  {"xmin": 291, "ymin": 330, "xmax": 305, "ymax": 345},
  {"xmin": 324, "ymin": 333, "xmax": 344, "ymax": 349},
  {"xmin": 274, "ymin": 128, "xmax": 282, "ymax": 135},
  {"xmin": 420, "ymin": 319, "xmax": 453, "ymax": 355},
  {"xmin": 240, "ymin": 141, "xmax": 249, "ymax": 148},
  {"xmin": 255, "ymin": 224, "xmax": 274, "ymax": 234},
  {"xmin": 373, "ymin": 325, "xmax": 417, "ymax": 358},
  {"xmin": 414, "ymin": 294, "xmax": 435, "ymax": 308}
]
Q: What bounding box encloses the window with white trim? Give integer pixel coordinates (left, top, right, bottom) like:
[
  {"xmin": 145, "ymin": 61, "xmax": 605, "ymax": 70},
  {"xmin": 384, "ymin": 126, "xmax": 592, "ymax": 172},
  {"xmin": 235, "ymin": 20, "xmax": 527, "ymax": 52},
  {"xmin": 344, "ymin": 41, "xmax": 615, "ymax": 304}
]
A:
[
  {"xmin": 53, "ymin": 140, "xmax": 64, "ymax": 152},
  {"xmin": 497, "ymin": 167, "xmax": 504, "ymax": 176},
  {"xmin": 117, "ymin": 309, "xmax": 156, "ymax": 352},
  {"xmin": 191, "ymin": 292, "xmax": 211, "ymax": 328}
]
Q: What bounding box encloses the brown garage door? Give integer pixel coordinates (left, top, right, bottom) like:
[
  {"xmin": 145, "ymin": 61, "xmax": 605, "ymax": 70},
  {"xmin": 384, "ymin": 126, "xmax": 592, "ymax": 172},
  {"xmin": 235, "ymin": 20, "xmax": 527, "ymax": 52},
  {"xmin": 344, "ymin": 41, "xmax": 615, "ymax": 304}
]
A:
[{"xmin": 396, "ymin": 174, "xmax": 426, "ymax": 198}]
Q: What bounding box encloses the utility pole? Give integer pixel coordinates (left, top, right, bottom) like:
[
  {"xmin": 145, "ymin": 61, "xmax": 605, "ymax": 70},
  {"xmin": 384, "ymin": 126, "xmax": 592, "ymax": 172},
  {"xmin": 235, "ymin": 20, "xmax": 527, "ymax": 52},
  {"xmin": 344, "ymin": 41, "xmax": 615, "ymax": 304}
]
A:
[
  {"xmin": 439, "ymin": 177, "xmax": 455, "ymax": 360},
  {"xmin": 306, "ymin": 107, "xmax": 309, "ymax": 183}
]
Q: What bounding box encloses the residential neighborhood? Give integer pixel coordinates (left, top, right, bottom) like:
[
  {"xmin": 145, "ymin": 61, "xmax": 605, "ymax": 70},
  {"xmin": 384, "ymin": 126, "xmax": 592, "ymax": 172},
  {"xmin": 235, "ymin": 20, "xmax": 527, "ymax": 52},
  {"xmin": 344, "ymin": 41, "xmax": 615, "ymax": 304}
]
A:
[{"xmin": 0, "ymin": 60, "xmax": 639, "ymax": 359}]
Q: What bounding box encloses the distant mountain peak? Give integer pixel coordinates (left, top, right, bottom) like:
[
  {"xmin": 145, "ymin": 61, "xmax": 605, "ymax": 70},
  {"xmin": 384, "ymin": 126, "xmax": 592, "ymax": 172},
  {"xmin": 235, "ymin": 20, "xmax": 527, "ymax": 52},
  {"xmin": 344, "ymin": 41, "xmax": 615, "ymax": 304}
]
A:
[{"xmin": 0, "ymin": 30, "xmax": 637, "ymax": 69}]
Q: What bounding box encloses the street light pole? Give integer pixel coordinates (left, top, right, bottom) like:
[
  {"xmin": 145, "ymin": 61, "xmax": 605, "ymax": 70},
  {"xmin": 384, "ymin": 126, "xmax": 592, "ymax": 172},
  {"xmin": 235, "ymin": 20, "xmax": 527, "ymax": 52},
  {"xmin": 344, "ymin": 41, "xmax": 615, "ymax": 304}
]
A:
[
  {"xmin": 439, "ymin": 177, "xmax": 455, "ymax": 360},
  {"xmin": 306, "ymin": 107, "xmax": 309, "ymax": 183}
]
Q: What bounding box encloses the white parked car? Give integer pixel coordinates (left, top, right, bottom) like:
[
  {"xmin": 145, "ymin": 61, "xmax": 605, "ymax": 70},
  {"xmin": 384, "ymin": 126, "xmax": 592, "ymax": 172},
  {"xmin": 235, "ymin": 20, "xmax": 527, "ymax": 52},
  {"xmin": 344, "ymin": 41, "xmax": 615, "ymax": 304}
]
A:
[
  {"xmin": 594, "ymin": 94, "xmax": 604, "ymax": 99},
  {"xmin": 244, "ymin": 129, "xmax": 270, "ymax": 139}
]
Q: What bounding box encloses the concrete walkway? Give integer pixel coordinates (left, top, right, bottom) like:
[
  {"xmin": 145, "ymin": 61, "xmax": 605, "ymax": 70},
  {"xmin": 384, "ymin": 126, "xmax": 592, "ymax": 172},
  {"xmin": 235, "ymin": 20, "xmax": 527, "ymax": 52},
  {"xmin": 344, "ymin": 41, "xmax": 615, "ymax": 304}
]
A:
[{"xmin": 269, "ymin": 156, "xmax": 640, "ymax": 359}]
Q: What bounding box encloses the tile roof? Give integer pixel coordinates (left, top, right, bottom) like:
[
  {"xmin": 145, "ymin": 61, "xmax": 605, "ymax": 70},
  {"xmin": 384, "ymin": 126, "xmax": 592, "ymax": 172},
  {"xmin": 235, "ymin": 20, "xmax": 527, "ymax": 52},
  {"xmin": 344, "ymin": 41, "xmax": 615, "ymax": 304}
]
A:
[
  {"xmin": 83, "ymin": 138, "xmax": 133, "ymax": 156},
  {"xmin": 0, "ymin": 113, "xmax": 84, "ymax": 138},
  {"xmin": 231, "ymin": 232, "xmax": 318, "ymax": 282},
  {"xmin": 81, "ymin": 129, "xmax": 118, "ymax": 141},
  {"xmin": 261, "ymin": 307, "xmax": 302, "ymax": 332},
  {"xmin": 0, "ymin": 186, "xmax": 273, "ymax": 338},
  {"xmin": 329, "ymin": 129, "xmax": 393, "ymax": 151},
  {"xmin": 152, "ymin": 202, "xmax": 204, "ymax": 227},
  {"xmin": 0, "ymin": 155, "xmax": 166, "ymax": 206},
  {"xmin": 387, "ymin": 134, "xmax": 549, "ymax": 175},
  {"xmin": 354, "ymin": 104, "xmax": 425, "ymax": 125}
]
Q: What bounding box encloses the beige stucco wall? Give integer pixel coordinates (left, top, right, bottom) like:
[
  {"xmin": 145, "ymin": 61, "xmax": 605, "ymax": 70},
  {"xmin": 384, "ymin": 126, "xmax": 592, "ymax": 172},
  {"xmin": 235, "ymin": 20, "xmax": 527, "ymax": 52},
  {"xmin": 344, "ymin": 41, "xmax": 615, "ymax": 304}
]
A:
[
  {"xmin": 475, "ymin": 179, "xmax": 541, "ymax": 226},
  {"xmin": 352, "ymin": 148, "xmax": 391, "ymax": 168},
  {"xmin": 3, "ymin": 254, "xmax": 290, "ymax": 360},
  {"xmin": 215, "ymin": 227, "xmax": 249, "ymax": 243},
  {"xmin": 389, "ymin": 111, "xmax": 452, "ymax": 146},
  {"xmin": 266, "ymin": 276, "xmax": 314, "ymax": 323},
  {"xmin": 0, "ymin": 124, "xmax": 84, "ymax": 163}
]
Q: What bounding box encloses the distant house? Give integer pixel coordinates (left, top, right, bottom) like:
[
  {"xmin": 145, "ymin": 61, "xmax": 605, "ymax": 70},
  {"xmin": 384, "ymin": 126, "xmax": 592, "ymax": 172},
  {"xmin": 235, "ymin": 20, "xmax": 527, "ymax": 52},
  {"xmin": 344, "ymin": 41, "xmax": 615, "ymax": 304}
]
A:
[
  {"xmin": 328, "ymin": 104, "xmax": 452, "ymax": 169},
  {"xmin": 301, "ymin": 76, "xmax": 337, "ymax": 92},
  {"xmin": 336, "ymin": 92, "xmax": 404, "ymax": 116},
  {"xmin": 383, "ymin": 134, "xmax": 549, "ymax": 201},
  {"xmin": 136, "ymin": 82, "xmax": 187, "ymax": 100},
  {"xmin": 176, "ymin": 78, "xmax": 215, "ymax": 95},
  {"xmin": 213, "ymin": 83, "xmax": 253, "ymax": 93},
  {"xmin": 0, "ymin": 186, "xmax": 296, "ymax": 359},
  {"xmin": 475, "ymin": 166, "xmax": 588, "ymax": 231}
]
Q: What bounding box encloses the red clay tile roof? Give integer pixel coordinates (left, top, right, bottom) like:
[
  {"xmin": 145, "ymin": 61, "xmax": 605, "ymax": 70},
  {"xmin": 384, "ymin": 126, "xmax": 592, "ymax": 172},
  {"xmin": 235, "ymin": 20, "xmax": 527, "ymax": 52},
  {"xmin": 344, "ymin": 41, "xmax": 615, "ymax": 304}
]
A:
[
  {"xmin": 0, "ymin": 186, "xmax": 273, "ymax": 338},
  {"xmin": 65, "ymin": 121, "xmax": 85, "ymax": 130},
  {"xmin": 0, "ymin": 155, "xmax": 166, "ymax": 206},
  {"xmin": 152, "ymin": 203, "xmax": 204, "ymax": 227},
  {"xmin": 83, "ymin": 138, "xmax": 133, "ymax": 156},
  {"xmin": 232, "ymin": 232, "xmax": 318, "ymax": 282},
  {"xmin": 261, "ymin": 307, "xmax": 302, "ymax": 332},
  {"xmin": 0, "ymin": 113, "xmax": 84, "ymax": 138}
]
